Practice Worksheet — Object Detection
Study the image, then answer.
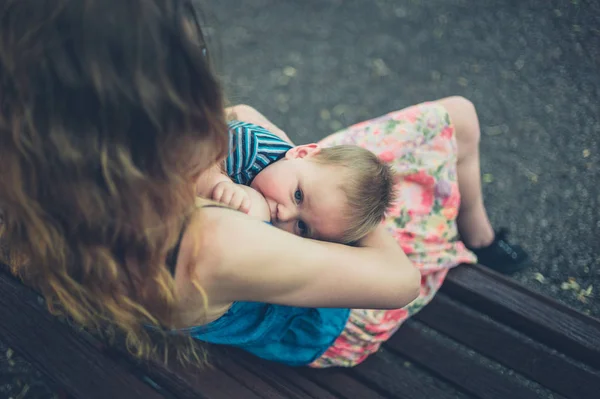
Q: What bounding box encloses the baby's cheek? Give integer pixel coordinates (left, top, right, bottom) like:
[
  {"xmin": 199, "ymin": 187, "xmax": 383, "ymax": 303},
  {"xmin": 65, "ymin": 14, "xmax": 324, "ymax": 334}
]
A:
[
  {"xmin": 253, "ymin": 181, "xmax": 280, "ymax": 201},
  {"xmin": 250, "ymin": 174, "xmax": 270, "ymax": 195}
]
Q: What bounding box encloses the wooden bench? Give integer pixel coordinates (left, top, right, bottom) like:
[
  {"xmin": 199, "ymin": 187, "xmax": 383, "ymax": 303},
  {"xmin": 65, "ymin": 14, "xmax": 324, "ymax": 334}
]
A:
[{"xmin": 1, "ymin": 263, "xmax": 599, "ymax": 399}]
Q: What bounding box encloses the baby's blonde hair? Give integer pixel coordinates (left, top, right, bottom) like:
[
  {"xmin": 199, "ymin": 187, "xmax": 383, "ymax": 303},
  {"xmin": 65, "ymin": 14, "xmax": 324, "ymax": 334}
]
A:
[{"xmin": 311, "ymin": 145, "xmax": 396, "ymax": 243}]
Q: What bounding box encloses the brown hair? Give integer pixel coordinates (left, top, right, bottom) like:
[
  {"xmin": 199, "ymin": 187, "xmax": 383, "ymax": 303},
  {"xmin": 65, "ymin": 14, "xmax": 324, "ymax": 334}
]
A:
[
  {"xmin": 0, "ymin": 0, "xmax": 227, "ymax": 365},
  {"xmin": 312, "ymin": 145, "xmax": 396, "ymax": 244}
]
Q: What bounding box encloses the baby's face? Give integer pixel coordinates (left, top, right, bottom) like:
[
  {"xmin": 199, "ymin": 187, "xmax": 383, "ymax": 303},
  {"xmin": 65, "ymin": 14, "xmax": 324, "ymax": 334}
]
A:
[{"xmin": 250, "ymin": 144, "xmax": 350, "ymax": 241}]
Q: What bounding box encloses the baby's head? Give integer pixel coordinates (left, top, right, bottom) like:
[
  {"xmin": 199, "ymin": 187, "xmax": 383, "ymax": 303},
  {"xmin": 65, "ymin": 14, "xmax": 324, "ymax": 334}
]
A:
[{"xmin": 250, "ymin": 143, "xmax": 395, "ymax": 244}]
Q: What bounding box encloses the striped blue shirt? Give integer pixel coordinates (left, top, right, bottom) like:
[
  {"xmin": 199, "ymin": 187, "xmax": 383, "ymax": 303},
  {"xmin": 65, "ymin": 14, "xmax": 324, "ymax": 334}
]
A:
[{"xmin": 226, "ymin": 121, "xmax": 293, "ymax": 185}]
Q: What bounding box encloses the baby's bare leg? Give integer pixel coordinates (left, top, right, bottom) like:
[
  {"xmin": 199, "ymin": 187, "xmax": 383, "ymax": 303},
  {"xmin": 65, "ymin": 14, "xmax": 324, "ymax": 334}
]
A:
[{"xmin": 436, "ymin": 96, "xmax": 494, "ymax": 248}]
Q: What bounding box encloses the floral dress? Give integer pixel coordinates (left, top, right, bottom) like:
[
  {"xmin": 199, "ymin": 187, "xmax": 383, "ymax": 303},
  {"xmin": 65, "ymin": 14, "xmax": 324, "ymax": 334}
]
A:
[{"xmin": 310, "ymin": 102, "xmax": 477, "ymax": 368}]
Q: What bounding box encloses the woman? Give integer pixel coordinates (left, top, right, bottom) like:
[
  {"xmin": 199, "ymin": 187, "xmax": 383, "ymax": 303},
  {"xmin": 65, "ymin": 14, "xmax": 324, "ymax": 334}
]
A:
[{"xmin": 0, "ymin": 0, "xmax": 527, "ymax": 368}]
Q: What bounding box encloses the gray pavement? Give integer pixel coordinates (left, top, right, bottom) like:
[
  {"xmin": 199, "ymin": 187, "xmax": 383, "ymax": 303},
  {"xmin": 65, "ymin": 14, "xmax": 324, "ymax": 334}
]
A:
[{"xmin": 1, "ymin": 0, "xmax": 599, "ymax": 397}]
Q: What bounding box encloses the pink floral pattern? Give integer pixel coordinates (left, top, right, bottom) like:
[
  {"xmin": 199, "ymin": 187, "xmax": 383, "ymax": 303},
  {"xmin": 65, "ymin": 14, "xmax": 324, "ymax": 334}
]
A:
[{"xmin": 310, "ymin": 102, "xmax": 477, "ymax": 368}]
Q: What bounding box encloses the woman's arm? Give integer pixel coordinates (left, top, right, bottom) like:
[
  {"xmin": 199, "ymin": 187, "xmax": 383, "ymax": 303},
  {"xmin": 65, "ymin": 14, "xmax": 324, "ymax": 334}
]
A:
[
  {"xmin": 194, "ymin": 208, "xmax": 420, "ymax": 310},
  {"xmin": 226, "ymin": 105, "xmax": 295, "ymax": 145}
]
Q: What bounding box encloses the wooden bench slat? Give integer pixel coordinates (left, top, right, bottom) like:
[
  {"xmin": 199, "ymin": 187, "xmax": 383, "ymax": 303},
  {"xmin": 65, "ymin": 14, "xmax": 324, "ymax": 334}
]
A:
[
  {"xmin": 415, "ymin": 293, "xmax": 600, "ymax": 399},
  {"xmin": 4, "ymin": 259, "xmax": 599, "ymax": 399},
  {"xmin": 348, "ymin": 349, "xmax": 464, "ymax": 399},
  {"xmin": 0, "ymin": 268, "xmax": 266, "ymax": 399},
  {"xmin": 298, "ymin": 368, "xmax": 388, "ymax": 399},
  {"xmin": 444, "ymin": 265, "xmax": 600, "ymax": 369},
  {"xmin": 214, "ymin": 353, "xmax": 313, "ymax": 399},
  {"xmin": 387, "ymin": 321, "xmax": 541, "ymax": 399},
  {"xmin": 0, "ymin": 271, "xmax": 166, "ymax": 399},
  {"xmin": 141, "ymin": 360, "xmax": 264, "ymax": 399},
  {"xmin": 230, "ymin": 349, "xmax": 341, "ymax": 399}
]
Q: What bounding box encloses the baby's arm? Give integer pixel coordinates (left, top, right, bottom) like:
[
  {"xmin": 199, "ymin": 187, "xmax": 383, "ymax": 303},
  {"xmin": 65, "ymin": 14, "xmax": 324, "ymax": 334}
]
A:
[
  {"xmin": 210, "ymin": 179, "xmax": 271, "ymax": 221},
  {"xmin": 211, "ymin": 180, "xmax": 251, "ymax": 213},
  {"xmin": 195, "ymin": 163, "xmax": 231, "ymax": 198},
  {"xmin": 195, "ymin": 163, "xmax": 254, "ymax": 214}
]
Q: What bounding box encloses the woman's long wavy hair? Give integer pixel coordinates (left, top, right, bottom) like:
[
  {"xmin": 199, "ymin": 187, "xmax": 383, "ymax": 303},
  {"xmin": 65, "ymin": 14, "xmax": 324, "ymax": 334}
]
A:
[{"xmin": 0, "ymin": 0, "xmax": 228, "ymax": 365}]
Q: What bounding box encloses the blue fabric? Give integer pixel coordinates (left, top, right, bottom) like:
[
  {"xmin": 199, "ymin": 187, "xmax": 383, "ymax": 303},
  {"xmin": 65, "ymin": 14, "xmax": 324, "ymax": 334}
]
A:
[
  {"xmin": 184, "ymin": 302, "xmax": 350, "ymax": 366},
  {"xmin": 225, "ymin": 120, "xmax": 293, "ymax": 185}
]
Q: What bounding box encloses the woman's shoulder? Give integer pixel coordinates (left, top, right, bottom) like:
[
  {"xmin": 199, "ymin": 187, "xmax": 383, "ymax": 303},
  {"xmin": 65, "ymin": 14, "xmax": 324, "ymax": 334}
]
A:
[
  {"xmin": 181, "ymin": 199, "xmax": 294, "ymax": 305},
  {"xmin": 174, "ymin": 196, "xmax": 284, "ymax": 320},
  {"xmin": 171, "ymin": 200, "xmax": 241, "ymax": 324},
  {"xmin": 185, "ymin": 198, "xmax": 268, "ymax": 278},
  {"xmin": 184, "ymin": 198, "xmax": 235, "ymax": 263},
  {"xmin": 191, "ymin": 197, "xmax": 245, "ymax": 237}
]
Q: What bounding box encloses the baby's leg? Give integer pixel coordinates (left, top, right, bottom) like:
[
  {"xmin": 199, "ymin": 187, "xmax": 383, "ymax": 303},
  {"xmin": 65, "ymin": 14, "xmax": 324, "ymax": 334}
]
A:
[{"xmin": 436, "ymin": 96, "xmax": 494, "ymax": 248}]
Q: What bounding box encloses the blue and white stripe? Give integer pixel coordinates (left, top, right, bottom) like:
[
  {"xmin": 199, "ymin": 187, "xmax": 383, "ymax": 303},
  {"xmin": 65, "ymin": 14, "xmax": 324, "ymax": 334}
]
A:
[{"xmin": 225, "ymin": 121, "xmax": 293, "ymax": 185}]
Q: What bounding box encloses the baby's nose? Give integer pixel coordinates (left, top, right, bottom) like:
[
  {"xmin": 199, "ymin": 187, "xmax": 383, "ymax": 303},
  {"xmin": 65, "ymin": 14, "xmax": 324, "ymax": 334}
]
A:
[{"xmin": 277, "ymin": 204, "xmax": 296, "ymax": 222}]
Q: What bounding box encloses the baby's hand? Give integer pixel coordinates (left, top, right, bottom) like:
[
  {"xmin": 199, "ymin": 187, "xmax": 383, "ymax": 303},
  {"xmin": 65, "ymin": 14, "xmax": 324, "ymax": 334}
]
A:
[{"xmin": 211, "ymin": 181, "xmax": 251, "ymax": 214}]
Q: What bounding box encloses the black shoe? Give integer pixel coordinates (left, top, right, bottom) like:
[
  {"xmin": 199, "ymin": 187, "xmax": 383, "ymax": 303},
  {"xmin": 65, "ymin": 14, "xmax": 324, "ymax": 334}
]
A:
[{"xmin": 467, "ymin": 228, "xmax": 530, "ymax": 274}]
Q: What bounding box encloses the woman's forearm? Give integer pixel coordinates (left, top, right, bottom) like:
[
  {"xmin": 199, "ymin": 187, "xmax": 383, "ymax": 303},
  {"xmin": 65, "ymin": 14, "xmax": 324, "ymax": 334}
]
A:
[
  {"xmin": 203, "ymin": 208, "xmax": 421, "ymax": 310},
  {"xmin": 358, "ymin": 224, "xmax": 401, "ymax": 252}
]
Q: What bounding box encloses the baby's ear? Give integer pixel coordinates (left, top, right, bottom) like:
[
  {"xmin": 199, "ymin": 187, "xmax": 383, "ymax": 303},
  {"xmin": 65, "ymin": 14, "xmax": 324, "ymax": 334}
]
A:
[{"xmin": 285, "ymin": 143, "xmax": 321, "ymax": 159}]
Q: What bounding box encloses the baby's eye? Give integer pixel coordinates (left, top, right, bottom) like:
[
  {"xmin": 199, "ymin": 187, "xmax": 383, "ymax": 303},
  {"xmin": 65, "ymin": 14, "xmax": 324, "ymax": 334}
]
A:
[
  {"xmin": 297, "ymin": 220, "xmax": 308, "ymax": 237},
  {"xmin": 294, "ymin": 189, "xmax": 303, "ymax": 203}
]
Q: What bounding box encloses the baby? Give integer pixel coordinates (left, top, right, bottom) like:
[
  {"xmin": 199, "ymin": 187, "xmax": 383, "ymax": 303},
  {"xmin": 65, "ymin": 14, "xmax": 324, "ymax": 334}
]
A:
[{"xmin": 208, "ymin": 121, "xmax": 395, "ymax": 244}]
